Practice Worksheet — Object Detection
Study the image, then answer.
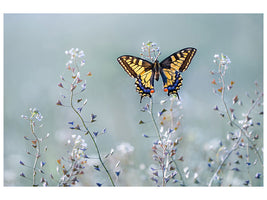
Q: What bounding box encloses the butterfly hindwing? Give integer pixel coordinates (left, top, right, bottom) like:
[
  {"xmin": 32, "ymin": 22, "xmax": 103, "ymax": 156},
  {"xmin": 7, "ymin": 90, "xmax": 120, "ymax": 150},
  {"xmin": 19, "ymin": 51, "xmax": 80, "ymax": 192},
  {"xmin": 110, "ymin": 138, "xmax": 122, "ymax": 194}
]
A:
[
  {"xmin": 160, "ymin": 69, "xmax": 183, "ymax": 97},
  {"xmin": 135, "ymin": 70, "xmax": 155, "ymax": 102},
  {"xmin": 160, "ymin": 48, "xmax": 197, "ymax": 72}
]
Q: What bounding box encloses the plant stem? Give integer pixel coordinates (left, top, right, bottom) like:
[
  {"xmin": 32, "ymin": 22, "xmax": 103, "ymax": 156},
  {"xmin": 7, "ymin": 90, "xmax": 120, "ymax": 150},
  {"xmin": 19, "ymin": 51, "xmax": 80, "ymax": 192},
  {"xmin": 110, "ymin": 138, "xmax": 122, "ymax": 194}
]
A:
[
  {"xmin": 208, "ymin": 130, "xmax": 241, "ymax": 186},
  {"xmin": 70, "ymin": 90, "xmax": 115, "ymax": 186},
  {"xmin": 149, "ymin": 97, "xmax": 162, "ymax": 141},
  {"xmin": 219, "ymin": 72, "xmax": 263, "ymax": 166},
  {"xmin": 30, "ymin": 119, "xmax": 40, "ymax": 186},
  {"xmin": 149, "ymin": 97, "xmax": 185, "ymax": 186}
]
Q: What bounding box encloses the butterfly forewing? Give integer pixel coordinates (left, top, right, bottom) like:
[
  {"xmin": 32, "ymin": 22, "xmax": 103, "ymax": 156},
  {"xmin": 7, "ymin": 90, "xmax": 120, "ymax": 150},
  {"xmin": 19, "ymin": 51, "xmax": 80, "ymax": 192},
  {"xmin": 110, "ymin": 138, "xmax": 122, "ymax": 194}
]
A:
[
  {"xmin": 117, "ymin": 56, "xmax": 153, "ymax": 78},
  {"xmin": 160, "ymin": 48, "xmax": 197, "ymax": 72}
]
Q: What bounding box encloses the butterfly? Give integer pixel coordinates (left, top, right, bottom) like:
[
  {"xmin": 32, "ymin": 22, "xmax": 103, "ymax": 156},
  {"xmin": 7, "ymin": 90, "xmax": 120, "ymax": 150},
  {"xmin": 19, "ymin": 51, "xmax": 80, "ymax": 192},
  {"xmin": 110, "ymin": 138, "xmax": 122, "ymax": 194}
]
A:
[{"xmin": 117, "ymin": 47, "xmax": 197, "ymax": 102}]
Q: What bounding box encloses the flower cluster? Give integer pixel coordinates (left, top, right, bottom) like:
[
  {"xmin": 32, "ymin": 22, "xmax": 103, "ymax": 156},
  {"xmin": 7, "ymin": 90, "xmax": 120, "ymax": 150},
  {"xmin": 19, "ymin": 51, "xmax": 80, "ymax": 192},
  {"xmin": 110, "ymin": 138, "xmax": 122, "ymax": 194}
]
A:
[
  {"xmin": 140, "ymin": 41, "xmax": 161, "ymax": 62},
  {"xmin": 208, "ymin": 53, "xmax": 263, "ymax": 186},
  {"xmin": 57, "ymin": 134, "xmax": 88, "ymax": 186},
  {"xmin": 56, "ymin": 48, "xmax": 115, "ymax": 186},
  {"xmin": 65, "ymin": 48, "xmax": 85, "ymax": 68},
  {"xmin": 20, "ymin": 108, "xmax": 50, "ymax": 186},
  {"xmin": 149, "ymin": 96, "xmax": 185, "ymax": 186}
]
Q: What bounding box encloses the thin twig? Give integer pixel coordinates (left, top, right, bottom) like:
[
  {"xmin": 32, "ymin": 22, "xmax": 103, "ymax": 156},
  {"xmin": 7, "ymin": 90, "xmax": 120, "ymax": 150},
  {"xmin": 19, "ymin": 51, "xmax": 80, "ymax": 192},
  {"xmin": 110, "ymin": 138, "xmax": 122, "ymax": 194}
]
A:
[
  {"xmin": 208, "ymin": 130, "xmax": 241, "ymax": 186},
  {"xmin": 30, "ymin": 119, "xmax": 40, "ymax": 186},
  {"xmin": 70, "ymin": 90, "xmax": 115, "ymax": 186}
]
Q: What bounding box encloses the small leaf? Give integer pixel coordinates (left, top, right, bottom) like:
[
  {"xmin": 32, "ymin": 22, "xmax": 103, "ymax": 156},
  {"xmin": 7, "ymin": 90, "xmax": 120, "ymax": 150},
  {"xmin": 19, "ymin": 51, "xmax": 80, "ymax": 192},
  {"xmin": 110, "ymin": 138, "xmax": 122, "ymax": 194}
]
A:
[
  {"xmin": 139, "ymin": 120, "xmax": 145, "ymax": 124},
  {"xmin": 57, "ymin": 159, "xmax": 61, "ymax": 165},
  {"xmin": 94, "ymin": 165, "xmax": 100, "ymax": 171},
  {"xmin": 243, "ymin": 180, "xmax": 249, "ymax": 186},
  {"xmin": 24, "ymin": 136, "xmax": 30, "ymax": 140},
  {"xmin": 74, "ymin": 124, "xmax": 81, "ymax": 130},
  {"xmin": 218, "ymin": 87, "xmax": 223, "ymax": 93},
  {"xmin": 152, "ymin": 171, "xmax": 158, "ymax": 177},
  {"xmin": 143, "ymin": 134, "xmax": 149, "ymax": 138},
  {"xmin": 93, "ymin": 131, "xmax": 98, "ymax": 137},
  {"xmin": 233, "ymin": 95, "xmax": 239, "ymax": 104},
  {"xmin": 56, "ymin": 100, "xmax": 63, "ymax": 106},
  {"xmin": 40, "ymin": 161, "xmax": 46, "ymax": 167},
  {"xmin": 211, "ymin": 79, "xmax": 217, "ymax": 85},
  {"xmin": 232, "ymin": 167, "xmax": 240, "ymax": 172},
  {"xmin": 115, "ymin": 171, "xmax": 120, "ymax": 177},
  {"xmin": 91, "ymin": 114, "xmax": 97, "ymax": 122},
  {"xmin": 102, "ymin": 128, "xmax": 107, "ymax": 134},
  {"xmin": 158, "ymin": 109, "xmax": 167, "ymax": 117},
  {"xmin": 58, "ymin": 83, "xmax": 64, "ymax": 88},
  {"xmin": 213, "ymin": 105, "xmax": 219, "ymax": 111},
  {"xmin": 255, "ymin": 173, "xmax": 261, "ymax": 179},
  {"xmin": 68, "ymin": 121, "xmax": 74, "ymax": 125}
]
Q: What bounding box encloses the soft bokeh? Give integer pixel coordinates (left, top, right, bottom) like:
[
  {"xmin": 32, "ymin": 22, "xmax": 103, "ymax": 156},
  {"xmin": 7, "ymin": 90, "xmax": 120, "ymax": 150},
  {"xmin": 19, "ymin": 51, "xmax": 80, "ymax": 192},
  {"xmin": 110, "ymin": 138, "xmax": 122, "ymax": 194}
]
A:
[{"xmin": 4, "ymin": 14, "xmax": 263, "ymax": 186}]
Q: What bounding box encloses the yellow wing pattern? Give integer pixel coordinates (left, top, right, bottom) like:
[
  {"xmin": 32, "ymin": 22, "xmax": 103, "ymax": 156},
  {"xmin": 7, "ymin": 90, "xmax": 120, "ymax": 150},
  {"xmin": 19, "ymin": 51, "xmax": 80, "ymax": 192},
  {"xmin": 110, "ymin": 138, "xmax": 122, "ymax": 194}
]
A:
[
  {"xmin": 161, "ymin": 69, "xmax": 183, "ymax": 97},
  {"xmin": 117, "ymin": 47, "xmax": 197, "ymax": 102},
  {"xmin": 117, "ymin": 55, "xmax": 155, "ymax": 102},
  {"xmin": 160, "ymin": 48, "xmax": 197, "ymax": 72},
  {"xmin": 117, "ymin": 56, "xmax": 153, "ymax": 78}
]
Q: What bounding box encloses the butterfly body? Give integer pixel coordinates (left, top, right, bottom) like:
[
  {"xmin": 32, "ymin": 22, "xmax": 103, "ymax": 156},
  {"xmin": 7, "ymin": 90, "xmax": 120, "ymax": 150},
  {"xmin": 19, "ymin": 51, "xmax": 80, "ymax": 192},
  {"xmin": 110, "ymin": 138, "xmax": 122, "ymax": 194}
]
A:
[{"xmin": 117, "ymin": 48, "xmax": 197, "ymax": 102}]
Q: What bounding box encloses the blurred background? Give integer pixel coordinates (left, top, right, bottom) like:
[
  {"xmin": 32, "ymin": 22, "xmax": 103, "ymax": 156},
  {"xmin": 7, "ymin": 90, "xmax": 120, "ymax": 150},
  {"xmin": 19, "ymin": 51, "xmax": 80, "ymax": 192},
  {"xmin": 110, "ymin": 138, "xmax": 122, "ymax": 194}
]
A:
[{"xmin": 4, "ymin": 14, "xmax": 263, "ymax": 186}]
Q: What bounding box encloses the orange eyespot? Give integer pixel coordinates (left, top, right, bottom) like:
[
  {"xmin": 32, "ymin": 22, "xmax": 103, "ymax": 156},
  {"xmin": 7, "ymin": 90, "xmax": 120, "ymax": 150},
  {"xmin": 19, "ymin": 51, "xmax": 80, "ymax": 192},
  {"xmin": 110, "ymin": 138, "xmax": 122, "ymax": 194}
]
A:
[
  {"xmin": 150, "ymin": 89, "xmax": 155, "ymax": 94},
  {"xmin": 164, "ymin": 88, "xmax": 168, "ymax": 92}
]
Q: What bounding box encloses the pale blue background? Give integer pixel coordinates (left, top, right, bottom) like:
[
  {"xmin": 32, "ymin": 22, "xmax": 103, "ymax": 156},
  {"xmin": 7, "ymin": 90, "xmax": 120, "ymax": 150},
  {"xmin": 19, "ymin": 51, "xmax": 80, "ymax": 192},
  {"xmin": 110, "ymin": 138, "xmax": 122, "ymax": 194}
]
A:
[{"xmin": 4, "ymin": 14, "xmax": 263, "ymax": 186}]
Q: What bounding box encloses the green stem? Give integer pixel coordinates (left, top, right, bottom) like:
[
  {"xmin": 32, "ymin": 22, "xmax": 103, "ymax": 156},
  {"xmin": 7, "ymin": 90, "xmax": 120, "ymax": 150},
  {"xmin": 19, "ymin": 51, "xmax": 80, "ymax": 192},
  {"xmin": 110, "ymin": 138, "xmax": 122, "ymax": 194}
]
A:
[
  {"xmin": 149, "ymin": 97, "xmax": 162, "ymax": 141},
  {"xmin": 70, "ymin": 90, "xmax": 115, "ymax": 186},
  {"xmin": 30, "ymin": 119, "xmax": 40, "ymax": 186}
]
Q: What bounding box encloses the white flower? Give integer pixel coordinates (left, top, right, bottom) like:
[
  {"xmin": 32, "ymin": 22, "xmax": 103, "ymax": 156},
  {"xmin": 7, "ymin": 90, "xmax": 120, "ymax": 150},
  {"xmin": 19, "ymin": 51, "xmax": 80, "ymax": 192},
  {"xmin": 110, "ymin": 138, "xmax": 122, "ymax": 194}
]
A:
[
  {"xmin": 116, "ymin": 142, "xmax": 134, "ymax": 155},
  {"xmin": 214, "ymin": 54, "xmax": 219, "ymax": 59}
]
